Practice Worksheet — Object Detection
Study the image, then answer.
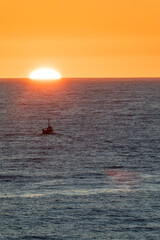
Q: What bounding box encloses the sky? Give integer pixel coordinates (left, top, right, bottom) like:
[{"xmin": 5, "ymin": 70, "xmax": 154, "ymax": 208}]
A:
[{"xmin": 1, "ymin": 0, "xmax": 160, "ymax": 78}]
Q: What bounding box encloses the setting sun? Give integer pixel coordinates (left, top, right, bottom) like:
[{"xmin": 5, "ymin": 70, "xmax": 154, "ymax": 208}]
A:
[{"xmin": 29, "ymin": 68, "xmax": 61, "ymax": 81}]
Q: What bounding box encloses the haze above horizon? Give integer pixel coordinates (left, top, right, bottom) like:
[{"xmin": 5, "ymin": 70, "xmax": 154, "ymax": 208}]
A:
[{"xmin": 1, "ymin": 0, "xmax": 160, "ymax": 78}]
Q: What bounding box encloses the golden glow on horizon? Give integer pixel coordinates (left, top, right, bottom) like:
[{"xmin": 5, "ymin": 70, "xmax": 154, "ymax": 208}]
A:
[{"xmin": 29, "ymin": 68, "xmax": 61, "ymax": 81}]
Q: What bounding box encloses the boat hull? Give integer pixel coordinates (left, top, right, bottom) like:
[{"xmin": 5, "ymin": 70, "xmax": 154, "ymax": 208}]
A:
[
  {"xmin": 42, "ymin": 129, "xmax": 54, "ymax": 134},
  {"xmin": 42, "ymin": 120, "xmax": 54, "ymax": 134}
]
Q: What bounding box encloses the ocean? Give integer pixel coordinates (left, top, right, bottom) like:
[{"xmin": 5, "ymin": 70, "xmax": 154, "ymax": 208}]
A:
[{"xmin": 0, "ymin": 78, "xmax": 160, "ymax": 239}]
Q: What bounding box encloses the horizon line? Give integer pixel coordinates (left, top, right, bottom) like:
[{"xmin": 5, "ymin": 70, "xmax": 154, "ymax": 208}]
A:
[{"xmin": 0, "ymin": 77, "xmax": 160, "ymax": 80}]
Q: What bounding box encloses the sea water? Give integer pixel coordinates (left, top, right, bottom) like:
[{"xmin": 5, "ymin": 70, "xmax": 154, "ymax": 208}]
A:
[{"xmin": 0, "ymin": 78, "xmax": 160, "ymax": 239}]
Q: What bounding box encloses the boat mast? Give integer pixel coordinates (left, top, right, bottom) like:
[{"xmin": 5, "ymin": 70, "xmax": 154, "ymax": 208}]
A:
[{"xmin": 48, "ymin": 119, "xmax": 50, "ymax": 127}]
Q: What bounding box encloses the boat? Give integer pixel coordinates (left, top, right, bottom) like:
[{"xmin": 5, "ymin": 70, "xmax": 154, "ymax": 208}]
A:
[{"xmin": 42, "ymin": 119, "xmax": 54, "ymax": 134}]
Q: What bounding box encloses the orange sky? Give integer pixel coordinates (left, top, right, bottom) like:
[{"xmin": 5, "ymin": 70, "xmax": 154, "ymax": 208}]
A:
[{"xmin": 1, "ymin": 0, "xmax": 160, "ymax": 78}]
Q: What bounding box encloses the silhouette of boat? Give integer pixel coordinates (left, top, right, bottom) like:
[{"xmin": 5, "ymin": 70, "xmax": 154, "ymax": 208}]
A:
[{"xmin": 42, "ymin": 119, "xmax": 54, "ymax": 134}]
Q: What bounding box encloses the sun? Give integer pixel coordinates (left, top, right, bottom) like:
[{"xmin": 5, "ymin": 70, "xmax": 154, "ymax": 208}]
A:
[{"xmin": 29, "ymin": 68, "xmax": 61, "ymax": 81}]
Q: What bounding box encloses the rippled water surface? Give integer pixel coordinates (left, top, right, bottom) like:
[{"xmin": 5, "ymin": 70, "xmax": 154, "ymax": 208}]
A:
[{"xmin": 0, "ymin": 78, "xmax": 160, "ymax": 239}]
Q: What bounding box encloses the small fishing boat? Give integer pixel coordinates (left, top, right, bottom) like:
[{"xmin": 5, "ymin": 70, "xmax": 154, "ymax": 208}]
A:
[{"xmin": 42, "ymin": 119, "xmax": 54, "ymax": 134}]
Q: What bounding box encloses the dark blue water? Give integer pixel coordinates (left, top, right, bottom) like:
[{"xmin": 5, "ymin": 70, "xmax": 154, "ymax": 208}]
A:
[{"xmin": 0, "ymin": 78, "xmax": 160, "ymax": 239}]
